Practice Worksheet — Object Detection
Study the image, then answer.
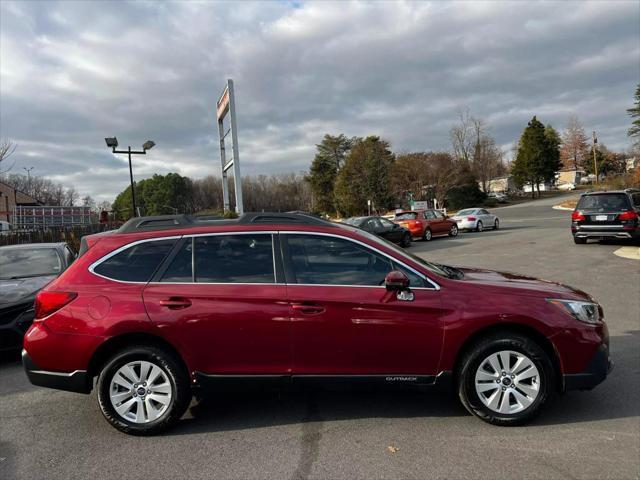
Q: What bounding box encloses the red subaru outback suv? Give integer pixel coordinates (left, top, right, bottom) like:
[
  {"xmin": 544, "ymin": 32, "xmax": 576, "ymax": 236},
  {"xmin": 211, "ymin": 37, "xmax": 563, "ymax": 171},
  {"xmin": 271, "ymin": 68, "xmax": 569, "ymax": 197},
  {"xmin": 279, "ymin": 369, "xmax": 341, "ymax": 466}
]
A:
[{"xmin": 22, "ymin": 213, "xmax": 611, "ymax": 435}]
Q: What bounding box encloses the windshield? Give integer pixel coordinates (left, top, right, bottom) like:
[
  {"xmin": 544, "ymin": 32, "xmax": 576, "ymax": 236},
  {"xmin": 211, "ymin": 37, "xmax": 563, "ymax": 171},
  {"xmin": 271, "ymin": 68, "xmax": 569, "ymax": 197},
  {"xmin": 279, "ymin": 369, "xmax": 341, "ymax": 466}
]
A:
[
  {"xmin": 342, "ymin": 217, "xmax": 365, "ymax": 226},
  {"xmin": 456, "ymin": 209, "xmax": 476, "ymax": 216},
  {"xmin": 395, "ymin": 212, "xmax": 417, "ymax": 220},
  {"xmin": 0, "ymin": 248, "xmax": 62, "ymax": 279},
  {"xmin": 334, "ymin": 222, "xmax": 456, "ymax": 279},
  {"xmin": 577, "ymin": 194, "xmax": 630, "ymax": 211}
]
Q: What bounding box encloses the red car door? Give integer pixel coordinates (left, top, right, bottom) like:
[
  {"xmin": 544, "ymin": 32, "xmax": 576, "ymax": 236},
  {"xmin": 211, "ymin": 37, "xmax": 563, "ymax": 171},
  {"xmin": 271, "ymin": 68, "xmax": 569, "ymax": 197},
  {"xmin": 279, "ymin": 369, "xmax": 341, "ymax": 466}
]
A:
[
  {"xmin": 282, "ymin": 233, "xmax": 444, "ymax": 377},
  {"xmin": 143, "ymin": 233, "xmax": 291, "ymax": 374}
]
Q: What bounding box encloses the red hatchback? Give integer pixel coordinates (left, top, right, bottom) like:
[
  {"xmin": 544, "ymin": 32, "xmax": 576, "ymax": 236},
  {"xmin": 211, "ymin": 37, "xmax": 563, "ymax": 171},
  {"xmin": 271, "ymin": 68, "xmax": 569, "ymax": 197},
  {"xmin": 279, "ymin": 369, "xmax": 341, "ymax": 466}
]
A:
[
  {"xmin": 394, "ymin": 209, "xmax": 459, "ymax": 241},
  {"xmin": 23, "ymin": 213, "xmax": 611, "ymax": 435}
]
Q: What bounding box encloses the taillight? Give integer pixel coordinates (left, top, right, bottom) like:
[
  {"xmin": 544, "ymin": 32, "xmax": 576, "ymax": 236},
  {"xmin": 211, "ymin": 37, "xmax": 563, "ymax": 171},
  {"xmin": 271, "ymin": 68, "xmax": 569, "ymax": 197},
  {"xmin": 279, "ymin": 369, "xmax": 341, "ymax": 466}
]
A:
[
  {"xmin": 467, "ymin": 216, "xmax": 476, "ymax": 221},
  {"xmin": 34, "ymin": 291, "xmax": 77, "ymax": 320},
  {"xmin": 618, "ymin": 210, "xmax": 638, "ymax": 221},
  {"xmin": 572, "ymin": 211, "xmax": 585, "ymax": 221}
]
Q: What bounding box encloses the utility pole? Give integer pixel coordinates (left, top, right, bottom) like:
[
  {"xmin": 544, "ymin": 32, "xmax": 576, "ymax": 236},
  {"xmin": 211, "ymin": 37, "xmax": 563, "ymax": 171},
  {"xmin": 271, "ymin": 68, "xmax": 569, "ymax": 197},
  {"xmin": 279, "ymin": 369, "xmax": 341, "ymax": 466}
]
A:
[
  {"xmin": 592, "ymin": 131, "xmax": 599, "ymax": 185},
  {"xmin": 23, "ymin": 166, "xmax": 34, "ymax": 194}
]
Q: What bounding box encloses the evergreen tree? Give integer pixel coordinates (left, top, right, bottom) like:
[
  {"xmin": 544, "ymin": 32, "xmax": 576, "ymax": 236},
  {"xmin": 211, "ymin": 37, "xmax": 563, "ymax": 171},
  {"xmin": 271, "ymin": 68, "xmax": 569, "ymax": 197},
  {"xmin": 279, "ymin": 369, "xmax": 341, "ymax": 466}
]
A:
[
  {"xmin": 543, "ymin": 124, "xmax": 562, "ymax": 182},
  {"xmin": 512, "ymin": 116, "xmax": 556, "ymax": 198},
  {"xmin": 307, "ymin": 134, "xmax": 354, "ymax": 214},
  {"xmin": 334, "ymin": 136, "xmax": 395, "ymax": 216}
]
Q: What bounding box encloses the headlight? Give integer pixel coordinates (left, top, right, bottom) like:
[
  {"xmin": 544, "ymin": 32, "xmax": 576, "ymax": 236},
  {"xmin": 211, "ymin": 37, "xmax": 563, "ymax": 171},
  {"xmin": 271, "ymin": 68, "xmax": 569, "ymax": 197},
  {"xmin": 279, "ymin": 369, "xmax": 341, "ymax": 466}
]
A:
[{"xmin": 547, "ymin": 298, "xmax": 601, "ymax": 324}]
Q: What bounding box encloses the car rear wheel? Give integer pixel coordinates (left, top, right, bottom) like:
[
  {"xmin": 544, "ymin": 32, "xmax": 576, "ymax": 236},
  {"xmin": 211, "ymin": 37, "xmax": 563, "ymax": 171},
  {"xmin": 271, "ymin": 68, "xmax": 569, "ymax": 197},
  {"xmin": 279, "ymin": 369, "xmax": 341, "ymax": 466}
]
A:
[
  {"xmin": 401, "ymin": 232, "xmax": 412, "ymax": 247},
  {"xmin": 476, "ymin": 221, "xmax": 483, "ymax": 232},
  {"xmin": 423, "ymin": 228, "xmax": 432, "ymax": 241},
  {"xmin": 494, "ymin": 219, "xmax": 499, "ymax": 230},
  {"xmin": 97, "ymin": 345, "xmax": 191, "ymax": 435},
  {"xmin": 573, "ymin": 237, "xmax": 587, "ymax": 244},
  {"xmin": 457, "ymin": 333, "xmax": 554, "ymax": 426},
  {"xmin": 449, "ymin": 225, "xmax": 459, "ymax": 237}
]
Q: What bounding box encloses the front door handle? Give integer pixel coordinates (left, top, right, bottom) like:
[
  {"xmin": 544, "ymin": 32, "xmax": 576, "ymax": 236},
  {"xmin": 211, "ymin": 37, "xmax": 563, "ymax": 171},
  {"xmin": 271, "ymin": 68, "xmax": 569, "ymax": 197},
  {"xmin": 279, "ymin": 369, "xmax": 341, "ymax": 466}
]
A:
[
  {"xmin": 291, "ymin": 302, "xmax": 325, "ymax": 315},
  {"xmin": 159, "ymin": 297, "xmax": 192, "ymax": 309}
]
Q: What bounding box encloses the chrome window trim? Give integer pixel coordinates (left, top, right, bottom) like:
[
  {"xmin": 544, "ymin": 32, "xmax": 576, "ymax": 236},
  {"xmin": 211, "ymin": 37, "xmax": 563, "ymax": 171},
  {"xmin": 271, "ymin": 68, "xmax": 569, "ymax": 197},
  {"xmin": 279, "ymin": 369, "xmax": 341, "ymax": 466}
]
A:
[
  {"xmin": 88, "ymin": 235, "xmax": 182, "ymax": 284},
  {"xmin": 280, "ymin": 231, "xmax": 441, "ymax": 291},
  {"xmin": 88, "ymin": 230, "xmax": 440, "ymax": 290},
  {"xmin": 89, "ymin": 232, "xmax": 278, "ymax": 285}
]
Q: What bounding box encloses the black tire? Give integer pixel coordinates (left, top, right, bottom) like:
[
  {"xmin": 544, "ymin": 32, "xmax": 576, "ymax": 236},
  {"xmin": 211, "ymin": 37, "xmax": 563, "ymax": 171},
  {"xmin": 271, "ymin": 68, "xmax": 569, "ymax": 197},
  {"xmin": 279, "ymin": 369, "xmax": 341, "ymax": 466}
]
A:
[
  {"xmin": 97, "ymin": 345, "xmax": 191, "ymax": 435},
  {"xmin": 573, "ymin": 237, "xmax": 587, "ymax": 244},
  {"xmin": 423, "ymin": 228, "xmax": 433, "ymax": 241},
  {"xmin": 494, "ymin": 219, "xmax": 499, "ymax": 230},
  {"xmin": 457, "ymin": 333, "xmax": 554, "ymax": 426},
  {"xmin": 449, "ymin": 224, "xmax": 459, "ymax": 237},
  {"xmin": 401, "ymin": 232, "xmax": 412, "ymax": 248},
  {"xmin": 476, "ymin": 221, "xmax": 483, "ymax": 232}
]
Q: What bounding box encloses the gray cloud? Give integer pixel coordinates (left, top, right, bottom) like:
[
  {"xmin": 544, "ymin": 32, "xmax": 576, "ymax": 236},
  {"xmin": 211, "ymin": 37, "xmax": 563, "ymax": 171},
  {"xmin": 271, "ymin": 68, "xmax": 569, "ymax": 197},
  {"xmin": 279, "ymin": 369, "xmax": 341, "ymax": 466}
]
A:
[{"xmin": 1, "ymin": 0, "xmax": 638, "ymax": 202}]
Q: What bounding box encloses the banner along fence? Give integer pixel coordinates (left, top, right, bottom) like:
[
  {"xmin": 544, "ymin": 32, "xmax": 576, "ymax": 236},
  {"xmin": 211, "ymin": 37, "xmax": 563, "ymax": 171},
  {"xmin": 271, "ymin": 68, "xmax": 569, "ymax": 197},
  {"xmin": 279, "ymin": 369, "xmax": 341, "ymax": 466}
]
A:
[{"xmin": 0, "ymin": 224, "xmax": 120, "ymax": 251}]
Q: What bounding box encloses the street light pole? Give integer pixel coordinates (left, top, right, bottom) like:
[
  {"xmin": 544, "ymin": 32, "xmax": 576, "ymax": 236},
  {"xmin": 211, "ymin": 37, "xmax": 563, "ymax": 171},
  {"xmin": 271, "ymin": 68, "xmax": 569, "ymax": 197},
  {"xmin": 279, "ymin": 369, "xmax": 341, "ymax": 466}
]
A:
[
  {"xmin": 23, "ymin": 166, "xmax": 34, "ymax": 194},
  {"xmin": 105, "ymin": 137, "xmax": 155, "ymax": 217},
  {"xmin": 127, "ymin": 146, "xmax": 138, "ymax": 217},
  {"xmin": 592, "ymin": 131, "xmax": 599, "ymax": 185}
]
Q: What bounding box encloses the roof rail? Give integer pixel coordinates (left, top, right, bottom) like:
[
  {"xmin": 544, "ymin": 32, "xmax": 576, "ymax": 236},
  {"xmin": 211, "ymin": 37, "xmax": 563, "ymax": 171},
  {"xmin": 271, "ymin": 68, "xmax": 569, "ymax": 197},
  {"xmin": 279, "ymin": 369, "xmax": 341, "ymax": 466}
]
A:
[{"xmin": 117, "ymin": 212, "xmax": 335, "ymax": 233}]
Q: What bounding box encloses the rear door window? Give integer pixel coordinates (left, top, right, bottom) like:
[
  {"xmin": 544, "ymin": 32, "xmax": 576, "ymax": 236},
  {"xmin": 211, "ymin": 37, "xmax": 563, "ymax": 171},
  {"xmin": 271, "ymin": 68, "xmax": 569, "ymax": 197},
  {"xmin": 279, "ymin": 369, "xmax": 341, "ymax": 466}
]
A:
[
  {"xmin": 93, "ymin": 240, "xmax": 176, "ymax": 282},
  {"xmin": 632, "ymin": 193, "xmax": 640, "ymax": 208},
  {"xmin": 194, "ymin": 234, "xmax": 275, "ymax": 283}
]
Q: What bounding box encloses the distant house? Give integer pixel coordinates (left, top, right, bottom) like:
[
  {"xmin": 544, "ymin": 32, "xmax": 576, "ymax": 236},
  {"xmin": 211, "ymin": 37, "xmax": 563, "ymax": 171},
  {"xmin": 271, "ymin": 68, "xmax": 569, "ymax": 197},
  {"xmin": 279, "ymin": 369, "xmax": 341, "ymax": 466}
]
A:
[
  {"xmin": 523, "ymin": 181, "xmax": 554, "ymax": 193},
  {"xmin": 557, "ymin": 168, "xmax": 586, "ymax": 185},
  {"xmin": 482, "ymin": 175, "xmax": 517, "ymax": 193},
  {"xmin": 0, "ymin": 180, "xmax": 41, "ymax": 223}
]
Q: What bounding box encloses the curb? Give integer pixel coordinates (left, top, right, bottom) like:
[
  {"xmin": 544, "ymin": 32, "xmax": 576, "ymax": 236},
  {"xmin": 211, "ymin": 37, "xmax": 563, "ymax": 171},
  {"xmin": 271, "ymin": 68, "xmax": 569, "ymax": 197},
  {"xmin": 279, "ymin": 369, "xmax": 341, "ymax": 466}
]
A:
[{"xmin": 613, "ymin": 247, "xmax": 640, "ymax": 261}]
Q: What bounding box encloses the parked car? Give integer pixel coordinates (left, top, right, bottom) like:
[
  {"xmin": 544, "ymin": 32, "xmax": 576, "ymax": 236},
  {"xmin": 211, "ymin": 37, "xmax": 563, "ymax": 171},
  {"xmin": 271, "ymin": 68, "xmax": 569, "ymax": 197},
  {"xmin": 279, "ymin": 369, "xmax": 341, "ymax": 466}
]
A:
[
  {"xmin": 571, "ymin": 189, "xmax": 640, "ymax": 244},
  {"xmin": 558, "ymin": 182, "xmax": 576, "ymax": 191},
  {"xmin": 0, "ymin": 243, "xmax": 76, "ymax": 351},
  {"xmin": 342, "ymin": 216, "xmax": 412, "ymax": 247},
  {"xmin": 450, "ymin": 208, "xmax": 500, "ymax": 232},
  {"xmin": 487, "ymin": 192, "xmax": 508, "ymax": 203},
  {"xmin": 22, "ymin": 213, "xmax": 611, "ymax": 435},
  {"xmin": 394, "ymin": 209, "xmax": 458, "ymax": 241}
]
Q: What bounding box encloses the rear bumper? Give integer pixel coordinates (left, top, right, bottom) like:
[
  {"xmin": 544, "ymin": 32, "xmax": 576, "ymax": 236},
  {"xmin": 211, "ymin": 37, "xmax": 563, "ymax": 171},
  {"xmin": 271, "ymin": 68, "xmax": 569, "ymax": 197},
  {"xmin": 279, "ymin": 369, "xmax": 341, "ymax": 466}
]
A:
[
  {"xmin": 563, "ymin": 344, "xmax": 613, "ymax": 391},
  {"xmin": 572, "ymin": 225, "xmax": 640, "ymax": 239},
  {"xmin": 22, "ymin": 349, "xmax": 91, "ymax": 394}
]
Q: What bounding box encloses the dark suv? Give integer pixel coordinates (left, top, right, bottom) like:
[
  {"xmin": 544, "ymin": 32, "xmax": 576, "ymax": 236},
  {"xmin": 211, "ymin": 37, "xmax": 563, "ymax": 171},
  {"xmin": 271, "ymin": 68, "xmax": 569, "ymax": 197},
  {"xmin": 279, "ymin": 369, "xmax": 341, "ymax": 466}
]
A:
[
  {"xmin": 23, "ymin": 213, "xmax": 611, "ymax": 435},
  {"xmin": 571, "ymin": 189, "xmax": 640, "ymax": 244}
]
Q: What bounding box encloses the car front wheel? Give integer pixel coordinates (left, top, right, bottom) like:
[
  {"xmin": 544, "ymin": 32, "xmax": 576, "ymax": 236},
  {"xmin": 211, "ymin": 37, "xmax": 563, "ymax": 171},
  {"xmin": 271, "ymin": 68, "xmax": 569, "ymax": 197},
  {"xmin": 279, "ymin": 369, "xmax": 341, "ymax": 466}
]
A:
[
  {"xmin": 449, "ymin": 225, "xmax": 459, "ymax": 237},
  {"xmin": 97, "ymin": 345, "xmax": 192, "ymax": 435},
  {"xmin": 401, "ymin": 232, "xmax": 412, "ymax": 247},
  {"xmin": 457, "ymin": 333, "xmax": 554, "ymax": 426}
]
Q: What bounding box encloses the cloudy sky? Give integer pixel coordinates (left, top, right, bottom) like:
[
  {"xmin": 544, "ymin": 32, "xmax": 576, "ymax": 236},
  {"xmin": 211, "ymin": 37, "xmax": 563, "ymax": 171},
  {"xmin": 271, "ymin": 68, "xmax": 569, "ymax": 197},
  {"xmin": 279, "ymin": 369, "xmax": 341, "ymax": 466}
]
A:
[{"xmin": 1, "ymin": 0, "xmax": 638, "ymax": 203}]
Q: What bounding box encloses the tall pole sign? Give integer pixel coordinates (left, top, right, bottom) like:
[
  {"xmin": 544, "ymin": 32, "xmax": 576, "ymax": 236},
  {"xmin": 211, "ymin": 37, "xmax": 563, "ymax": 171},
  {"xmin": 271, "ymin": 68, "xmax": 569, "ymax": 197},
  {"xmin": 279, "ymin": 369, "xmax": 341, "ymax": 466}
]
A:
[{"xmin": 217, "ymin": 79, "xmax": 244, "ymax": 214}]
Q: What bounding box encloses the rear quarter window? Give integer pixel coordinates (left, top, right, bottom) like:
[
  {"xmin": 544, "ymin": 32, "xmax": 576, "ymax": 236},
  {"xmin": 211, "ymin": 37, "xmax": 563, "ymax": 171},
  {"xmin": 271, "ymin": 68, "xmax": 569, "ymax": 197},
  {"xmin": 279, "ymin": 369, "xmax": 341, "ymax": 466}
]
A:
[{"xmin": 93, "ymin": 239, "xmax": 176, "ymax": 282}]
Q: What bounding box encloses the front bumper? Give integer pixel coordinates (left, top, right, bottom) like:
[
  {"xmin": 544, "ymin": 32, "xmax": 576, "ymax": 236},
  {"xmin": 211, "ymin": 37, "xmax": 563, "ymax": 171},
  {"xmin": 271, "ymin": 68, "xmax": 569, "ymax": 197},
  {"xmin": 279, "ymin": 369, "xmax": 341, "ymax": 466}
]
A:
[
  {"xmin": 563, "ymin": 344, "xmax": 613, "ymax": 391},
  {"xmin": 22, "ymin": 349, "xmax": 91, "ymax": 394}
]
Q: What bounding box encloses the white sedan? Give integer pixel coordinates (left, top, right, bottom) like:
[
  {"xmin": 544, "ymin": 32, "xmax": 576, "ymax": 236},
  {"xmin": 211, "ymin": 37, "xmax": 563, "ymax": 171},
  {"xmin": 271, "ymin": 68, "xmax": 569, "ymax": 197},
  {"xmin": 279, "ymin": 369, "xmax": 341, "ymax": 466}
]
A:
[{"xmin": 450, "ymin": 208, "xmax": 500, "ymax": 232}]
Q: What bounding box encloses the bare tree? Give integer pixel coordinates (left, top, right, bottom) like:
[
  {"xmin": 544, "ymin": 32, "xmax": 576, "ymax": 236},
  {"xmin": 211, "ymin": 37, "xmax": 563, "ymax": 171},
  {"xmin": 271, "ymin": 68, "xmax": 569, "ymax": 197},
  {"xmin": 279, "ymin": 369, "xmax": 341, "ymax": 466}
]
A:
[
  {"xmin": 450, "ymin": 108, "xmax": 474, "ymax": 164},
  {"xmin": 560, "ymin": 116, "xmax": 589, "ymax": 170},
  {"xmin": 0, "ymin": 139, "xmax": 17, "ymax": 174}
]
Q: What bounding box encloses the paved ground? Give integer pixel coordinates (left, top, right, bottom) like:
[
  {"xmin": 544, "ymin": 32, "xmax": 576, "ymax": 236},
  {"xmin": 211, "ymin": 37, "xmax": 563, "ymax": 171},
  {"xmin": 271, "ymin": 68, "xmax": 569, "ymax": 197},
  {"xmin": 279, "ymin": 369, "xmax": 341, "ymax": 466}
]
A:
[{"xmin": 1, "ymin": 194, "xmax": 639, "ymax": 480}]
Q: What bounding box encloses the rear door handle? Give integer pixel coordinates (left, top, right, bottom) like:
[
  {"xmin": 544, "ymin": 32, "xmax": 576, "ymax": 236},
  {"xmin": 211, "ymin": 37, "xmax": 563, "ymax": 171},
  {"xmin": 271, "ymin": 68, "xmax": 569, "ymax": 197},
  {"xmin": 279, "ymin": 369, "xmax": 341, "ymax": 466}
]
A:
[
  {"xmin": 291, "ymin": 302, "xmax": 325, "ymax": 315},
  {"xmin": 159, "ymin": 297, "xmax": 192, "ymax": 309}
]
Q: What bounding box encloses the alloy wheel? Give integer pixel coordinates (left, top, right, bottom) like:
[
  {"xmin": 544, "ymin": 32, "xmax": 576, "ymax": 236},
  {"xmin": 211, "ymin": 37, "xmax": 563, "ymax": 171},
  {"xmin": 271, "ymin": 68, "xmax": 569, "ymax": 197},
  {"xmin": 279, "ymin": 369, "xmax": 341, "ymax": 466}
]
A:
[
  {"xmin": 450, "ymin": 225, "xmax": 458, "ymax": 236},
  {"xmin": 474, "ymin": 350, "xmax": 540, "ymax": 414},
  {"xmin": 424, "ymin": 229, "xmax": 432, "ymax": 241},
  {"xmin": 477, "ymin": 221, "xmax": 483, "ymax": 232},
  {"xmin": 109, "ymin": 360, "xmax": 173, "ymax": 423}
]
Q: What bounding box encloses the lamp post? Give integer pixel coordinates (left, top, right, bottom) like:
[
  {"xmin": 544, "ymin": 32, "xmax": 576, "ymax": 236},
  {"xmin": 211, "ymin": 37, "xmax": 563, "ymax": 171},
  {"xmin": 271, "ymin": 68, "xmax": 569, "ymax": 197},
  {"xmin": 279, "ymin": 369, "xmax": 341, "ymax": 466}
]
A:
[
  {"xmin": 105, "ymin": 137, "xmax": 155, "ymax": 217},
  {"xmin": 23, "ymin": 166, "xmax": 34, "ymax": 194}
]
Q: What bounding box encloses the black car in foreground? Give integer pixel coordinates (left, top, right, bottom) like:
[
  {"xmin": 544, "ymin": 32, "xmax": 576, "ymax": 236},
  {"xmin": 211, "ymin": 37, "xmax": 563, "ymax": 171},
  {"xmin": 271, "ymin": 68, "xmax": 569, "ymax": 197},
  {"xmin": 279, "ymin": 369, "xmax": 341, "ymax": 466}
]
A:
[
  {"xmin": 571, "ymin": 189, "xmax": 640, "ymax": 244},
  {"xmin": 0, "ymin": 242, "xmax": 76, "ymax": 351},
  {"xmin": 342, "ymin": 216, "xmax": 412, "ymax": 247}
]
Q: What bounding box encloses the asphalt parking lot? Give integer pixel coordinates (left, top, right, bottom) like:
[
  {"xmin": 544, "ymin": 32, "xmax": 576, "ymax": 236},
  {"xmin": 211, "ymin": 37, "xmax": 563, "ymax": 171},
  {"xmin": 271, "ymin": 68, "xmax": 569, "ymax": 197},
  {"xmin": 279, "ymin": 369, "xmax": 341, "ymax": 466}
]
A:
[{"xmin": 1, "ymin": 194, "xmax": 638, "ymax": 480}]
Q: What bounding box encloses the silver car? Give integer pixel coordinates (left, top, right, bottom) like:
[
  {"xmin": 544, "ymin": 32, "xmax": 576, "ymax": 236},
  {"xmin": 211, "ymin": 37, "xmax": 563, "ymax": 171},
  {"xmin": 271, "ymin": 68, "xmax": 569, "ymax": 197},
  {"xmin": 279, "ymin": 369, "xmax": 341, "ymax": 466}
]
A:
[{"xmin": 451, "ymin": 208, "xmax": 499, "ymax": 232}]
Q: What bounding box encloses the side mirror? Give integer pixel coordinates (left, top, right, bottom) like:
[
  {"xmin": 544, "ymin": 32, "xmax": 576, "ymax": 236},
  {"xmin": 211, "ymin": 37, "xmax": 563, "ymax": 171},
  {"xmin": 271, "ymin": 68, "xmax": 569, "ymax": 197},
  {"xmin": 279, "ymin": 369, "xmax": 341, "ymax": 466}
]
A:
[{"xmin": 385, "ymin": 270, "xmax": 410, "ymax": 292}]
